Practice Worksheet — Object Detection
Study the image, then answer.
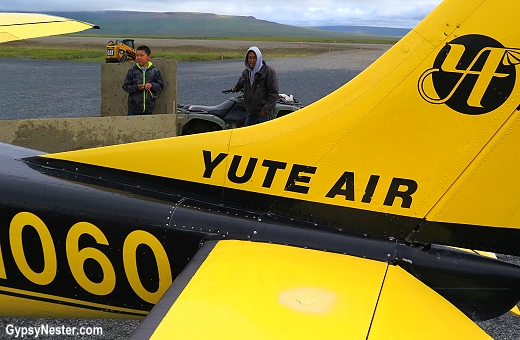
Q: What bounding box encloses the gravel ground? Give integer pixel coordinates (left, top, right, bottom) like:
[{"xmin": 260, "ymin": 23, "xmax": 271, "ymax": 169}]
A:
[
  {"xmin": 0, "ymin": 43, "xmax": 386, "ymax": 120},
  {"xmin": 0, "ymin": 44, "xmax": 519, "ymax": 339}
]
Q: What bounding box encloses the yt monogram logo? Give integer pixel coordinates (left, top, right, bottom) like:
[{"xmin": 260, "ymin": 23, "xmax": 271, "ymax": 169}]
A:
[{"xmin": 418, "ymin": 35, "xmax": 519, "ymax": 115}]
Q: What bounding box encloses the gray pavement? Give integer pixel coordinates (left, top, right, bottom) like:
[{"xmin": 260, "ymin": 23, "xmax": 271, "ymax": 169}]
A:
[
  {"xmin": 0, "ymin": 48, "xmax": 519, "ymax": 338},
  {"xmin": 0, "ymin": 44, "xmax": 387, "ymax": 120}
]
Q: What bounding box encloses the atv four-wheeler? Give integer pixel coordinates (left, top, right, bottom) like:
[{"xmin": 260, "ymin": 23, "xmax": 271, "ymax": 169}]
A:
[
  {"xmin": 176, "ymin": 90, "xmax": 303, "ymax": 135},
  {"xmin": 105, "ymin": 39, "xmax": 136, "ymax": 63}
]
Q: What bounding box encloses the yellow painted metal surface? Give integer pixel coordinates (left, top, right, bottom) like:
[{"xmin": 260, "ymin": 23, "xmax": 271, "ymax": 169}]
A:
[
  {"xmin": 0, "ymin": 13, "xmax": 97, "ymax": 43},
  {"xmin": 45, "ymin": 0, "xmax": 520, "ymax": 234},
  {"xmin": 146, "ymin": 241, "xmax": 490, "ymax": 339},
  {"xmin": 149, "ymin": 241, "xmax": 387, "ymax": 339},
  {"xmin": 428, "ymin": 110, "xmax": 520, "ymax": 228},
  {"xmin": 369, "ymin": 265, "xmax": 491, "ymax": 339}
]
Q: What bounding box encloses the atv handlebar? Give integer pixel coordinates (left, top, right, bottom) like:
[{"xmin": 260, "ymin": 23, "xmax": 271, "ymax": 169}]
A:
[
  {"xmin": 223, "ymin": 88, "xmax": 244, "ymax": 94},
  {"xmin": 222, "ymin": 89, "xmax": 301, "ymax": 106}
]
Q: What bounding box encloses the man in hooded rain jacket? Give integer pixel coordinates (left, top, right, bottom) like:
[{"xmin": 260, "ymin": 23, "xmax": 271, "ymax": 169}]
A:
[{"xmin": 232, "ymin": 46, "xmax": 279, "ymax": 126}]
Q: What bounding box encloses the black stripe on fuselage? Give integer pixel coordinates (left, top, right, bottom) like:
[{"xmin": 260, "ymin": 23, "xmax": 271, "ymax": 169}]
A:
[
  {"xmin": 0, "ymin": 288, "xmax": 147, "ymax": 317},
  {"xmin": 26, "ymin": 156, "xmax": 520, "ymax": 256},
  {"xmin": 409, "ymin": 221, "xmax": 520, "ymax": 256}
]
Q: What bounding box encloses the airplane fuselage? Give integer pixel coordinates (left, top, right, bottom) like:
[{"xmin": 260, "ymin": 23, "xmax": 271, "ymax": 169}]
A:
[{"xmin": 0, "ymin": 142, "xmax": 519, "ymax": 321}]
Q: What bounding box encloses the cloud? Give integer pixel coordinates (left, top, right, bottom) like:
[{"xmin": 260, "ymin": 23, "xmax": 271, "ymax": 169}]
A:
[{"xmin": 0, "ymin": 0, "xmax": 442, "ymax": 28}]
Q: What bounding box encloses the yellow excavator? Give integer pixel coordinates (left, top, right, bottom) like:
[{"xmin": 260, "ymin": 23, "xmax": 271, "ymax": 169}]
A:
[{"xmin": 105, "ymin": 38, "xmax": 135, "ymax": 63}]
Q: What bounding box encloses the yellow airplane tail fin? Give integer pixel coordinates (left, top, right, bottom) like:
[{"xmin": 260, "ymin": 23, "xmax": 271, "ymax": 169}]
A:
[{"xmin": 43, "ymin": 0, "xmax": 520, "ymax": 255}]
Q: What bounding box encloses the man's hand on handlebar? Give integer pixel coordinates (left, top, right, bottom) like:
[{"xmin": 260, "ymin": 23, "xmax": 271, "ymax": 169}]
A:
[{"xmin": 223, "ymin": 86, "xmax": 242, "ymax": 94}]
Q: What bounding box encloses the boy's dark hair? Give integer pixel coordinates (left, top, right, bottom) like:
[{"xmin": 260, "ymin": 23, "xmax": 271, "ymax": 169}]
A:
[{"xmin": 136, "ymin": 45, "xmax": 151, "ymax": 55}]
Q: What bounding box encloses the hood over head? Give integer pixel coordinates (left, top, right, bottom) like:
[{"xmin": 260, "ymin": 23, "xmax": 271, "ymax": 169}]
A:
[{"xmin": 245, "ymin": 46, "xmax": 263, "ymax": 85}]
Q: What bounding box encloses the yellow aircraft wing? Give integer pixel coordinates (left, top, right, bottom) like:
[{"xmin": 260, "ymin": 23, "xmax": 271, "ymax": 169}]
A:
[
  {"xmin": 130, "ymin": 240, "xmax": 490, "ymax": 339},
  {"xmin": 0, "ymin": 13, "xmax": 99, "ymax": 43}
]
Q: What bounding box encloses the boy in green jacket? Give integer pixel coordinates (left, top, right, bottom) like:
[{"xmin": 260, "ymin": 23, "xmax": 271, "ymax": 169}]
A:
[{"xmin": 122, "ymin": 45, "xmax": 164, "ymax": 115}]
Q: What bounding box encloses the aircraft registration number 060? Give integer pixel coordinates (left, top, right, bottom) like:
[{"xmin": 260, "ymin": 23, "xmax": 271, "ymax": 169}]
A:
[{"xmin": 0, "ymin": 212, "xmax": 172, "ymax": 305}]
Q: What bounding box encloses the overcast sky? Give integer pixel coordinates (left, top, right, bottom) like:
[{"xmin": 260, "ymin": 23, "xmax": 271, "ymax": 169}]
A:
[{"xmin": 1, "ymin": 0, "xmax": 442, "ymax": 28}]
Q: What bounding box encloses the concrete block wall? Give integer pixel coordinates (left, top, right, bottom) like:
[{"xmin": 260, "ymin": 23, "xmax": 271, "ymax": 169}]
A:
[
  {"xmin": 0, "ymin": 113, "xmax": 177, "ymax": 153},
  {"xmin": 101, "ymin": 58, "xmax": 178, "ymax": 116},
  {"xmin": 0, "ymin": 59, "xmax": 179, "ymax": 153}
]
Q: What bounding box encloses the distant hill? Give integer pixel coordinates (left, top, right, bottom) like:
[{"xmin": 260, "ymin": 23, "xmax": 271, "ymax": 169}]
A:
[
  {"xmin": 311, "ymin": 25, "xmax": 410, "ymax": 38},
  {"xmin": 47, "ymin": 11, "xmax": 398, "ymax": 39}
]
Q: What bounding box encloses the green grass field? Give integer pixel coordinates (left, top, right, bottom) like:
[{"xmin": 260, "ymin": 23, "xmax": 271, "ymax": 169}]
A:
[
  {"xmin": 0, "ymin": 35, "xmax": 396, "ymax": 62},
  {"xmin": 0, "ymin": 11, "xmax": 400, "ymax": 62},
  {"xmin": 0, "ymin": 46, "xmax": 336, "ymax": 62}
]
